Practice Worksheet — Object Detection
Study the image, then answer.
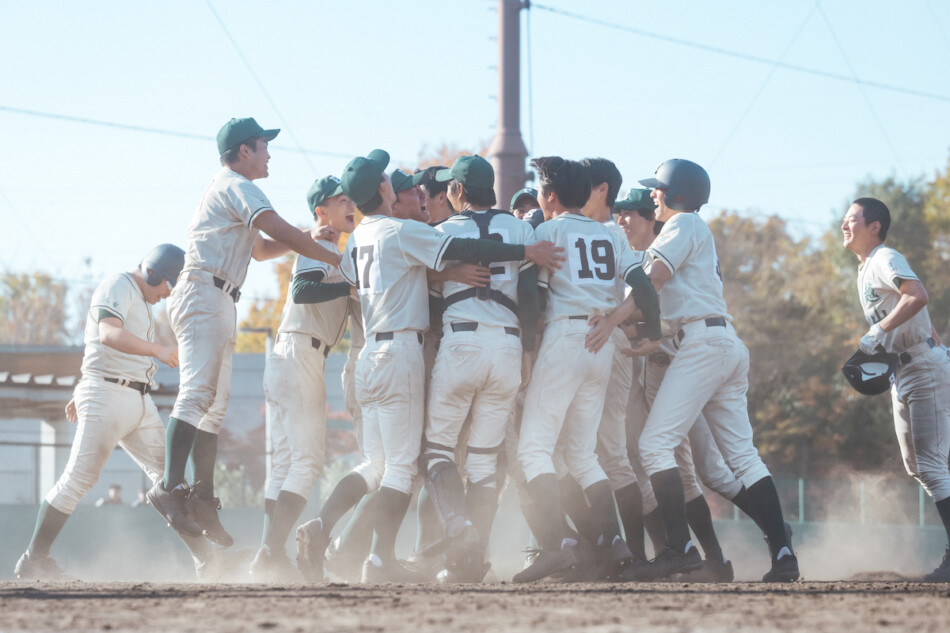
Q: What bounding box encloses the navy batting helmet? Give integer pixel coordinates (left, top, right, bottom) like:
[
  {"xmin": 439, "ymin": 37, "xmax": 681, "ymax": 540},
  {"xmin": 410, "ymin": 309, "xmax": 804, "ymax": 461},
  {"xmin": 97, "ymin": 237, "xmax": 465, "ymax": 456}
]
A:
[
  {"xmin": 140, "ymin": 244, "xmax": 185, "ymax": 288},
  {"xmin": 841, "ymin": 348, "xmax": 899, "ymax": 396},
  {"xmin": 639, "ymin": 159, "xmax": 710, "ymax": 211}
]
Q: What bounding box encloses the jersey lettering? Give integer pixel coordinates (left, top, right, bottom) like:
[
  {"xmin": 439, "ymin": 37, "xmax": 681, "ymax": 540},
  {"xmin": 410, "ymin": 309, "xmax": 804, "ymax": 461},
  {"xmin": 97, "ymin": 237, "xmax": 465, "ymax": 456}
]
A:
[
  {"xmin": 350, "ymin": 243, "xmax": 381, "ymax": 293},
  {"xmin": 571, "ymin": 236, "xmax": 615, "ymax": 284}
]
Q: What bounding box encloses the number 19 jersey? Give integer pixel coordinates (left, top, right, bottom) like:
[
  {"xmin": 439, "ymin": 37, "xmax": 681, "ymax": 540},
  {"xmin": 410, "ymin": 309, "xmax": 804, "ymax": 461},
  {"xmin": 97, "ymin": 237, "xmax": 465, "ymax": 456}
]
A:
[
  {"xmin": 340, "ymin": 215, "xmax": 454, "ymax": 337},
  {"xmin": 537, "ymin": 213, "xmax": 645, "ymax": 322}
]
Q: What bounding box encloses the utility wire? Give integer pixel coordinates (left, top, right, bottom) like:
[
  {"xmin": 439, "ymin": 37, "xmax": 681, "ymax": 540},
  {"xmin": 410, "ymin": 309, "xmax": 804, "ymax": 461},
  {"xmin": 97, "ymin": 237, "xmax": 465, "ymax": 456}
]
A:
[
  {"xmin": 816, "ymin": 3, "xmax": 904, "ymax": 173},
  {"xmin": 205, "ymin": 0, "xmax": 316, "ymax": 172},
  {"xmin": 710, "ymin": 2, "xmax": 819, "ymax": 168},
  {"xmin": 0, "ymin": 105, "xmax": 354, "ymax": 159},
  {"xmin": 532, "ymin": 3, "xmax": 950, "ymax": 103}
]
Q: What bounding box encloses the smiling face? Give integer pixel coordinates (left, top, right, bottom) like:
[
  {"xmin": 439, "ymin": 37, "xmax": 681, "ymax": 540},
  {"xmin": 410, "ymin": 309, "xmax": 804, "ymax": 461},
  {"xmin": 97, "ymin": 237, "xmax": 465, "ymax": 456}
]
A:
[
  {"xmin": 617, "ymin": 210, "xmax": 656, "ymax": 250},
  {"xmin": 652, "ymin": 188, "xmax": 677, "ymax": 222},
  {"xmin": 841, "ymin": 202, "xmax": 880, "ymax": 256},
  {"xmin": 319, "ymin": 194, "xmax": 356, "ymax": 233},
  {"xmin": 244, "ymin": 137, "xmax": 271, "ymax": 180},
  {"xmin": 393, "ymin": 185, "xmax": 428, "ymax": 222}
]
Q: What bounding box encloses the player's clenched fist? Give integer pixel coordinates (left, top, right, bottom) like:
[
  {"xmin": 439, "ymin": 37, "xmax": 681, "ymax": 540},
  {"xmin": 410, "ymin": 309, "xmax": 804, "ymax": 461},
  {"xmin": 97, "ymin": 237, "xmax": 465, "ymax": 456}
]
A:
[{"xmin": 524, "ymin": 240, "xmax": 565, "ymax": 272}]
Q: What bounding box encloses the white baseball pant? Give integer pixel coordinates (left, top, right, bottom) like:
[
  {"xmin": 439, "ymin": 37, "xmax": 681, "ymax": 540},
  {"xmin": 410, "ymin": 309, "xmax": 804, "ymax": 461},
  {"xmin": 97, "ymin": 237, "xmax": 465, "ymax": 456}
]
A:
[{"xmin": 595, "ymin": 328, "xmax": 637, "ymax": 491}]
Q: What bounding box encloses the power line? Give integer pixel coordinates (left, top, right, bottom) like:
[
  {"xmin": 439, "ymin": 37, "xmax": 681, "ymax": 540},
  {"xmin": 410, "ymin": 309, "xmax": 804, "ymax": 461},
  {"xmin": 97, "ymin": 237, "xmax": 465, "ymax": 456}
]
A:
[
  {"xmin": 816, "ymin": 3, "xmax": 904, "ymax": 173},
  {"xmin": 0, "ymin": 105, "xmax": 355, "ymax": 159},
  {"xmin": 532, "ymin": 3, "xmax": 950, "ymax": 103},
  {"xmin": 710, "ymin": 2, "xmax": 819, "ymax": 168},
  {"xmin": 205, "ymin": 0, "xmax": 316, "ymax": 173}
]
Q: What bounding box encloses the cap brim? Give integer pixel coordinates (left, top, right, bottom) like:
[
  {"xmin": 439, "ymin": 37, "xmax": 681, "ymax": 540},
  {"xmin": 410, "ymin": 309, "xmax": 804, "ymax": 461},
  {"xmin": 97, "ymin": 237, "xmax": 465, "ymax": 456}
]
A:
[
  {"xmin": 328, "ymin": 182, "xmax": 344, "ymax": 198},
  {"xmin": 638, "ymin": 177, "xmax": 664, "ymax": 189},
  {"xmin": 410, "ymin": 172, "xmax": 426, "ymax": 186},
  {"xmin": 434, "ymin": 168, "xmax": 454, "ymax": 182},
  {"xmin": 367, "ymin": 149, "xmax": 390, "ymax": 171},
  {"xmin": 262, "ymin": 128, "xmax": 280, "ymax": 142}
]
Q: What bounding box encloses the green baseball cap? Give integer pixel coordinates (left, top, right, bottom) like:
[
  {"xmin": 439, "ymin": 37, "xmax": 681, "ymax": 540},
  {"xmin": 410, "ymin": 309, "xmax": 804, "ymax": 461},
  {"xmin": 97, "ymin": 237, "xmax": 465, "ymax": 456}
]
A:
[
  {"xmin": 435, "ymin": 155, "xmax": 494, "ymax": 189},
  {"xmin": 509, "ymin": 187, "xmax": 539, "ymax": 210},
  {"xmin": 390, "ymin": 168, "xmax": 425, "ymax": 194},
  {"xmin": 341, "ymin": 149, "xmax": 390, "ymax": 207},
  {"xmin": 613, "ymin": 188, "xmax": 655, "ymax": 213},
  {"xmin": 307, "ymin": 175, "xmax": 344, "ymax": 213},
  {"xmin": 216, "ymin": 117, "xmax": 280, "ymax": 155}
]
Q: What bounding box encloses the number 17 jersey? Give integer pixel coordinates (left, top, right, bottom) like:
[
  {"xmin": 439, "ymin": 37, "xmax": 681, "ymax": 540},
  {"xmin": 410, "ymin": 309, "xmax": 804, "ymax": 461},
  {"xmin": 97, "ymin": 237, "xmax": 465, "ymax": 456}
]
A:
[
  {"xmin": 340, "ymin": 215, "xmax": 454, "ymax": 337},
  {"xmin": 537, "ymin": 213, "xmax": 645, "ymax": 322}
]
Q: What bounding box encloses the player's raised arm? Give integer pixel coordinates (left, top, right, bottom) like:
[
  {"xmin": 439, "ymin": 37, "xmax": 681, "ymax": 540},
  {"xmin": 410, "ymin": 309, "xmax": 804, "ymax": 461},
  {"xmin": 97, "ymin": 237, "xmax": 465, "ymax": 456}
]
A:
[{"xmin": 253, "ymin": 210, "xmax": 343, "ymax": 267}]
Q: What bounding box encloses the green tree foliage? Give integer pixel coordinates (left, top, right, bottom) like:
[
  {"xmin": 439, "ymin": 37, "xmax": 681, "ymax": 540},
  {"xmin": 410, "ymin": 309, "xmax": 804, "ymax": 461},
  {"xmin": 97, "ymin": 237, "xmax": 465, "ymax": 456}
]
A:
[{"xmin": 0, "ymin": 272, "xmax": 70, "ymax": 344}]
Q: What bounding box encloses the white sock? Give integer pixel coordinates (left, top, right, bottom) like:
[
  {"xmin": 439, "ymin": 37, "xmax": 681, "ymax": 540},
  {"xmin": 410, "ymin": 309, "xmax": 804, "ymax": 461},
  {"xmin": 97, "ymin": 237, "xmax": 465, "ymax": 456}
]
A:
[
  {"xmin": 684, "ymin": 539, "xmax": 695, "ymax": 554},
  {"xmin": 776, "ymin": 546, "xmax": 792, "ymax": 560},
  {"xmin": 561, "ymin": 537, "xmax": 578, "ymax": 550}
]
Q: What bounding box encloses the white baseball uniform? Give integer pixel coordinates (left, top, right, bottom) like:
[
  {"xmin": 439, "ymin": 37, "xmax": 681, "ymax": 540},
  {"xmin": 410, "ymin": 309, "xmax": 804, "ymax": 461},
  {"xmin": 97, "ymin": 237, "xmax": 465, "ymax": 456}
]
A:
[
  {"xmin": 170, "ymin": 167, "xmax": 273, "ymax": 433},
  {"xmin": 339, "ymin": 215, "xmax": 454, "ymax": 494},
  {"xmin": 45, "ymin": 274, "xmax": 165, "ymax": 514},
  {"xmin": 638, "ymin": 211, "xmax": 771, "ymax": 489},
  {"xmin": 858, "ymin": 245, "xmax": 950, "ymax": 500},
  {"xmin": 264, "ymin": 241, "xmax": 350, "ymax": 501},
  {"xmin": 594, "ymin": 219, "xmax": 638, "ymax": 492},
  {"xmin": 342, "ymin": 296, "xmax": 365, "ymax": 448},
  {"xmin": 518, "ymin": 213, "xmax": 644, "ymax": 491},
  {"xmin": 424, "ymin": 211, "xmax": 536, "ymax": 486}
]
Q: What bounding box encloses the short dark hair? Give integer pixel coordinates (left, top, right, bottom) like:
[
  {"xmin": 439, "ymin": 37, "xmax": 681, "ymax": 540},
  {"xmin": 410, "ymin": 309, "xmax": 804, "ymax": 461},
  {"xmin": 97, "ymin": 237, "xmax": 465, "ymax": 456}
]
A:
[
  {"xmin": 419, "ymin": 166, "xmax": 449, "ymax": 198},
  {"xmin": 582, "ymin": 157, "xmax": 622, "ymax": 207},
  {"xmin": 449, "ymin": 180, "xmax": 496, "ymax": 208},
  {"xmin": 853, "ymin": 197, "xmax": 891, "ymax": 241},
  {"xmin": 219, "ymin": 136, "xmax": 262, "ymax": 166},
  {"xmin": 531, "ymin": 156, "xmax": 591, "ymax": 209}
]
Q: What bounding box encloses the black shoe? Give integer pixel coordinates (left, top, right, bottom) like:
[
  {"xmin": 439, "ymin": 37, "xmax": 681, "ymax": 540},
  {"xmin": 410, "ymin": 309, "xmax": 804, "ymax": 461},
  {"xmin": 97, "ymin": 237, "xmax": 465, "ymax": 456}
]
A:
[
  {"xmin": 438, "ymin": 523, "xmax": 485, "ymax": 583},
  {"xmin": 763, "ymin": 553, "xmax": 799, "ymax": 582},
  {"xmin": 194, "ymin": 547, "xmax": 252, "ymax": 582},
  {"xmin": 923, "ymin": 547, "xmax": 950, "ymax": 582},
  {"xmin": 361, "ymin": 556, "xmax": 429, "ymax": 584},
  {"xmin": 295, "ymin": 520, "xmax": 331, "ymax": 583},
  {"xmin": 684, "ymin": 558, "xmax": 735, "ymax": 583},
  {"xmin": 249, "ymin": 545, "xmax": 301, "ymax": 583},
  {"xmin": 186, "ymin": 495, "xmax": 233, "ymax": 547},
  {"xmin": 512, "ymin": 546, "xmax": 577, "ymax": 583},
  {"xmin": 148, "ymin": 481, "xmax": 203, "ymax": 538},
  {"xmin": 14, "ymin": 551, "xmax": 72, "ymax": 580},
  {"xmin": 630, "ymin": 545, "xmax": 703, "ymax": 581},
  {"xmin": 605, "ymin": 539, "xmax": 650, "ymax": 583}
]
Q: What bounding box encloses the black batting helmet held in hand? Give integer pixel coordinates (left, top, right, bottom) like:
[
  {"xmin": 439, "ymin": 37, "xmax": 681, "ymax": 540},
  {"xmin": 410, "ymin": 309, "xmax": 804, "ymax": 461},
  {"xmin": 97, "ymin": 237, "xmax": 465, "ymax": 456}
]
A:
[
  {"xmin": 841, "ymin": 348, "xmax": 899, "ymax": 396},
  {"xmin": 639, "ymin": 159, "xmax": 710, "ymax": 211},
  {"xmin": 140, "ymin": 244, "xmax": 186, "ymax": 288}
]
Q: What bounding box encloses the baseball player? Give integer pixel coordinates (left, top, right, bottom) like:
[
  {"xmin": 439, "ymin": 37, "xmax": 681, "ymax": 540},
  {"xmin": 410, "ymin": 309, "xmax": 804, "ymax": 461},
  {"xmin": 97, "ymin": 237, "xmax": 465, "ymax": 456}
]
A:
[
  {"xmin": 514, "ymin": 156, "xmax": 662, "ymax": 583},
  {"xmin": 148, "ymin": 118, "xmax": 342, "ymax": 546},
  {"xmin": 296, "ymin": 149, "xmax": 562, "ymax": 583},
  {"xmin": 14, "ymin": 245, "xmax": 227, "ymax": 580},
  {"xmin": 589, "ymin": 159, "xmax": 798, "ymax": 582},
  {"xmin": 510, "ymin": 187, "xmax": 540, "ymax": 220},
  {"xmin": 250, "ymin": 176, "xmax": 356, "ymax": 580},
  {"xmin": 419, "ymin": 166, "xmax": 455, "ymax": 226},
  {"xmin": 422, "ymin": 154, "xmax": 540, "ymax": 582},
  {"xmin": 842, "ymin": 197, "xmax": 950, "ymax": 582}
]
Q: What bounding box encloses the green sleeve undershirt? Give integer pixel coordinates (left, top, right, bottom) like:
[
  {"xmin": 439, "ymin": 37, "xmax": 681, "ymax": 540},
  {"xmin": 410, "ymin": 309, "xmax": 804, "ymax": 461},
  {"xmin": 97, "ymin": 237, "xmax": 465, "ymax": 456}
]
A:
[
  {"xmin": 624, "ymin": 267, "xmax": 662, "ymax": 341},
  {"xmin": 517, "ymin": 266, "xmax": 540, "ymax": 352},
  {"xmin": 291, "ymin": 270, "xmax": 352, "ymax": 304},
  {"xmin": 442, "ymin": 238, "xmax": 526, "ymax": 264}
]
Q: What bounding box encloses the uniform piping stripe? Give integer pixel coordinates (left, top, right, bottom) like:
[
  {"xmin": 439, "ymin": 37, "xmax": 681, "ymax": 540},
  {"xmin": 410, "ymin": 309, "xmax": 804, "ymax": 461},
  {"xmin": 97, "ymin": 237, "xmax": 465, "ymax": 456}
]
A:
[
  {"xmin": 247, "ymin": 205, "xmax": 273, "ymax": 229},
  {"xmin": 649, "ymin": 248, "xmax": 676, "ymax": 274}
]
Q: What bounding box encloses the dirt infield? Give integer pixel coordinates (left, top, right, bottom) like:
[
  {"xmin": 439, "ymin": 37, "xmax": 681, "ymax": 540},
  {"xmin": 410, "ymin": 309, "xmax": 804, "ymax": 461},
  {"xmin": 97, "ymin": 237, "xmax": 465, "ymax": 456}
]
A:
[{"xmin": 2, "ymin": 581, "xmax": 949, "ymax": 633}]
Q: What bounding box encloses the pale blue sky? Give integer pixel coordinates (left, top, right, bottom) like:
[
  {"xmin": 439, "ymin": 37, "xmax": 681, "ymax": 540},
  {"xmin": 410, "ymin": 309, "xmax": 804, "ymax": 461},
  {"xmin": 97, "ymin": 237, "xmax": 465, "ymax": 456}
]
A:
[{"xmin": 3, "ymin": 0, "xmax": 950, "ymax": 323}]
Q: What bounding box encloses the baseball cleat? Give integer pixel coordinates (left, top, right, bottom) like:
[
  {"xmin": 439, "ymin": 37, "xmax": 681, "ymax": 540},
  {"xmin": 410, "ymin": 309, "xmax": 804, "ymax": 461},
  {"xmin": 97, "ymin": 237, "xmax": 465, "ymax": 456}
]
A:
[
  {"xmin": 512, "ymin": 546, "xmax": 577, "ymax": 583},
  {"xmin": 361, "ymin": 555, "xmax": 429, "ymax": 584},
  {"xmin": 605, "ymin": 538, "xmax": 650, "ymax": 583},
  {"xmin": 324, "ymin": 536, "xmax": 365, "ymax": 583},
  {"xmin": 682, "ymin": 558, "xmax": 735, "ymax": 583},
  {"xmin": 14, "ymin": 551, "xmax": 71, "ymax": 580},
  {"xmin": 923, "ymin": 547, "xmax": 950, "ymax": 582},
  {"xmin": 762, "ymin": 552, "xmax": 799, "ymax": 582},
  {"xmin": 249, "ymin": 545, "xmax": 302, "ymax": 583},
  {"xmin": 629, "ymin": 545, "xmax": 703, "ymax": 582},
  {"xmin": 296, "ymin": 520, "xmax": 331, "ymax": 583},
  {"xmin": 148, "ymin": 481, "xmax": 203, "ymax": 538},
  {"xmin": 186, "ymin": 495, "xmax": 234, "ymax": 547}
]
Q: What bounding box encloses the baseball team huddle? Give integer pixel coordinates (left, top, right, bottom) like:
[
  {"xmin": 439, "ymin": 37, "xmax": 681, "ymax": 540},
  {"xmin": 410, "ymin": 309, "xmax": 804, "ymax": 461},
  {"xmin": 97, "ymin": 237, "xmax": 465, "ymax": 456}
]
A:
[{"xmin": 13, "ymin": 117, "xmax": 950, "ymax": 585}]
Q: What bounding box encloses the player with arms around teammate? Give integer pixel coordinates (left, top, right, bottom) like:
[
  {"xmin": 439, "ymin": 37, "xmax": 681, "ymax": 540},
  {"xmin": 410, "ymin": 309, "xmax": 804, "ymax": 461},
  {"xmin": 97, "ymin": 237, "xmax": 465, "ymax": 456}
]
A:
[
  {"xmin": 149, "ymin": 118, "xmax": 342, "ymax": 546},
  {"xmin": 422, "ymin": 155, "xmax": 541, "ymax": 582},
  {"xmin": 15, "ymin": 246, "xmax": 196, "ymax": 579},
  {"xmin": 592, "ymin": 159, "xmax": 797, "ymax": 582},
  {"xmin": 515, "ymin": 156, "xmax": 662, "ymax": 583},
  {"xmin": 298, "ymin": 149, "xmax": 562, "ymax": 583},
  {"xmin": 842, "ymin": 197, "xmax": 950, "ymax": 582},
  {"xmin": 251, "ymin": 176, "xmax": 357, "ymax": 580}
]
